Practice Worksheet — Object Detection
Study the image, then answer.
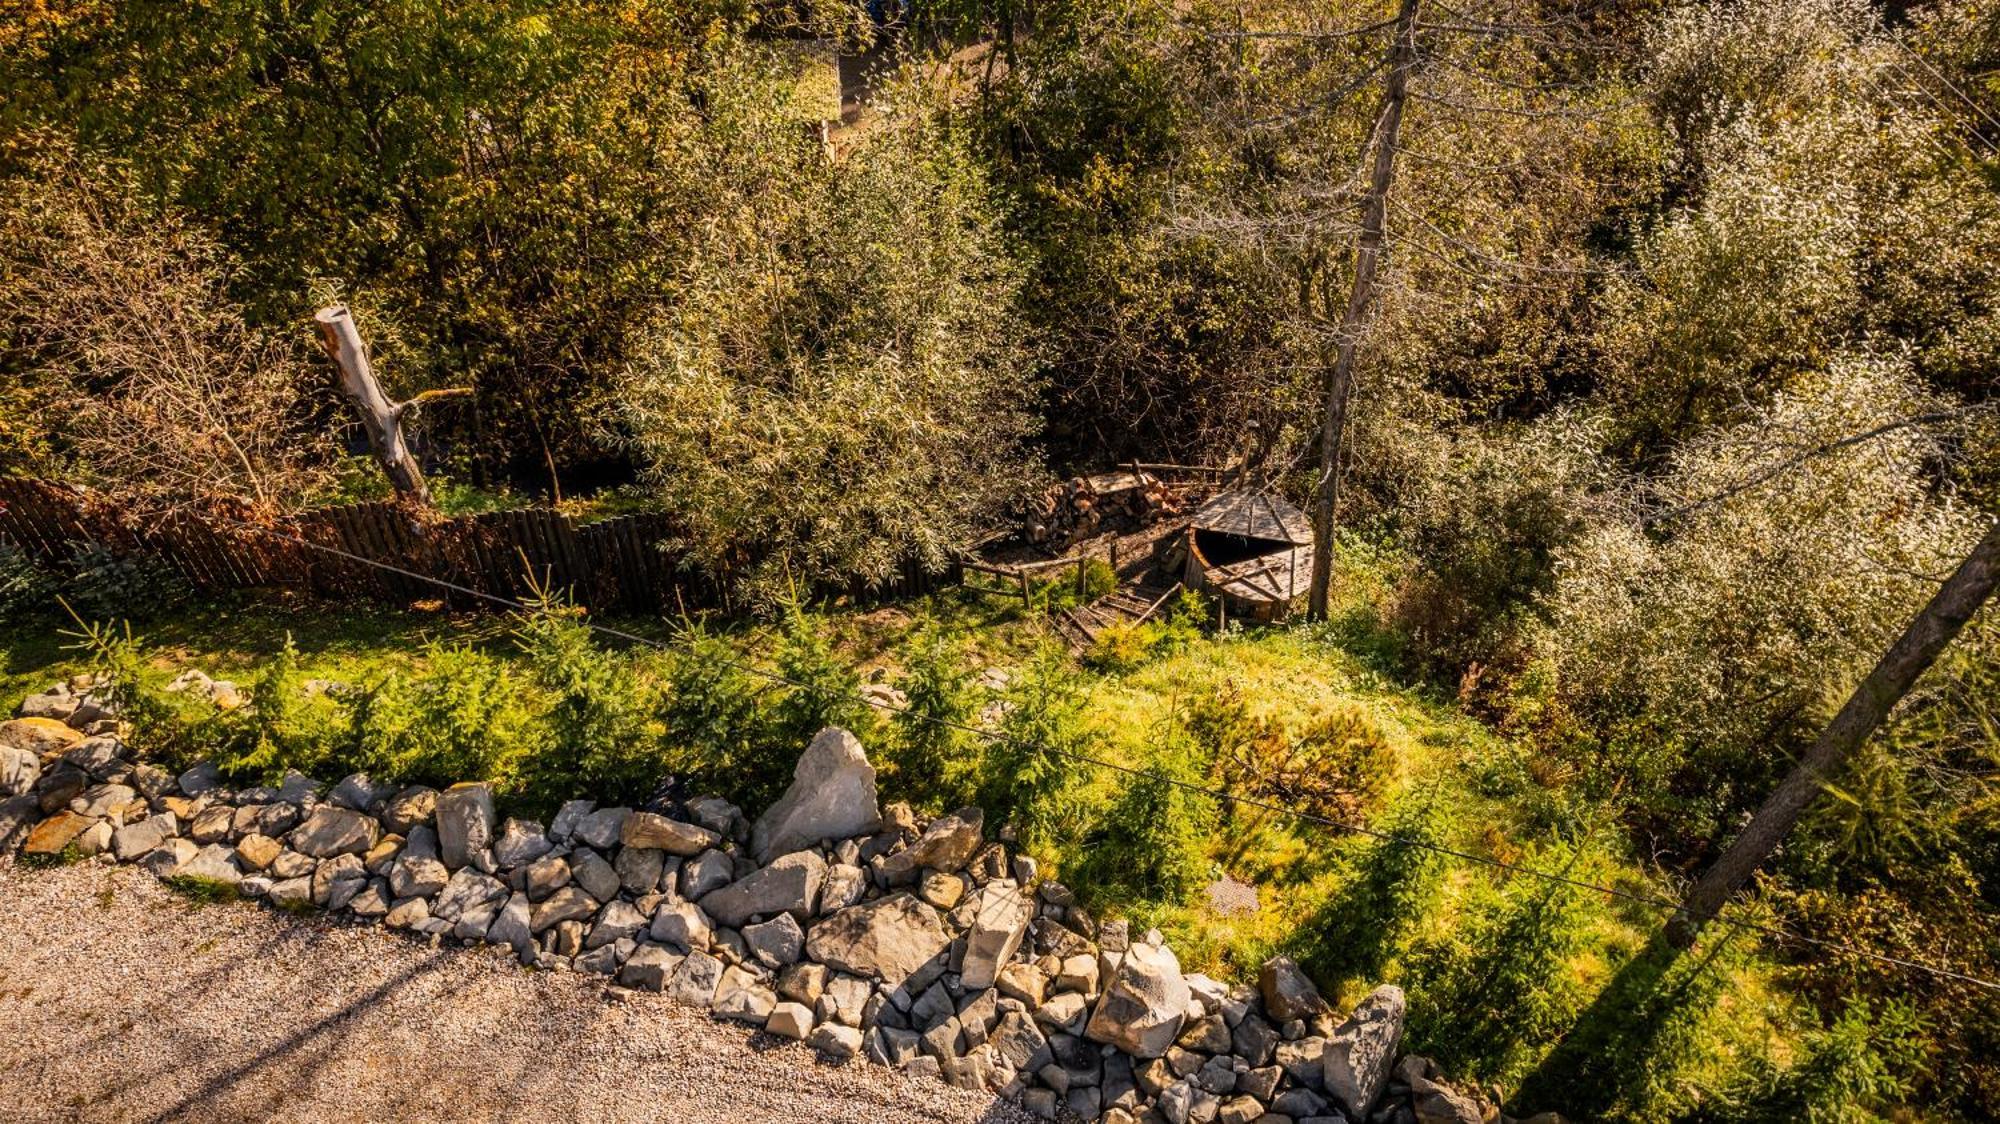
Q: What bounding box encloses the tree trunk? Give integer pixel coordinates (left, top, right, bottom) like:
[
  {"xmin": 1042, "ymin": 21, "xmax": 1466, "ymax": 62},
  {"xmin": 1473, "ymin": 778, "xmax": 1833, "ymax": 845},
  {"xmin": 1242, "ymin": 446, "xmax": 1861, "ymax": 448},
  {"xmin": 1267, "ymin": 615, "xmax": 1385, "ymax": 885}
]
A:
[
  {"xmin": 1307, "ymin": 0, "xmax": 1421, "ymax": 620},
  {"xmin": 315, "ymin": 305, "xmax": 443, "ymax": 506},
  {"xmin": 1669, "ymin": 517, "xmax": 2000, "ymax": 945}
]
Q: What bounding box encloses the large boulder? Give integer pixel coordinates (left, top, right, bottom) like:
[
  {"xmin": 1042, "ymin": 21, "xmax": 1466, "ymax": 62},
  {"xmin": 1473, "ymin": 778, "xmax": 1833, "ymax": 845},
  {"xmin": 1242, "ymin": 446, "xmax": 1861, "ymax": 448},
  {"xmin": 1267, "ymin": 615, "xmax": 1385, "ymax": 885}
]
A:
[
  {"xmin": 111, "ymin": 813, "xmax": 179, "ymax": 862},
  {"xmin": 531, "ymin": 886, "xmax": 599, "ymax": 934},
  {"xmin": 751, "ymin": 727, "xmax": 881, "ymax": 862},
  {"xmin": 0, "ymin": 717, "xmax": 83, "ymax": 758},
  {"xmin": 1258, "ymin": 955, "xmax": 1329, "ymax": 1022},
  {"xmin": 1085, "ymin": 940, "xmax": 1190, "ymax": 1059},
  {"xmin": 288, "ymin": 807, "xmax": 380, "ymax": 859},
  {"xmin": 878, "ymin": 807, "xmax": 984, "ymax": 882},
  {"xmin": 621, "ymin": 811, "xmax": 718, "ymax": 856},
  {"xmin": 1322, "ymin": 984, "xmax": 1406, "ymax": 1118},
  {"xmin": 381, "ymin": 786, "xmax": 438, "ymax": 835},
  {"xmin": 0, "ymin": 744, "xmax": 40, "ymax": 798},
  {"xmin": 803, "ymin": 892, "xmax": 951, "ymax": 989},
  {"xmin": 487, "ymin": 893, "xmax": 534, "ymax": 955},
  {"xmin": 22, "ymin": 811, "xmax": 94, "ymax": 857},
  {"xmin": 178, "ymin": 843, "xmax": 243, "ymax": 885},
  {"xmin": 698, "ymin": 850, "xmax": 827, "ymax": 928},
  {"xmin": 432, "ymin": 868, "xmax": 509, "ymax": 923},
  {"xmin": 491, "ymin": 818, "xmax": 553, "ymax": 868},
  {"xmin": 959, "ymin": 881, "xmax": 1034, "ymax": 990},
  {"xmin": 434, "ymin": 783, "xmax": 496, "ymax": 869}
]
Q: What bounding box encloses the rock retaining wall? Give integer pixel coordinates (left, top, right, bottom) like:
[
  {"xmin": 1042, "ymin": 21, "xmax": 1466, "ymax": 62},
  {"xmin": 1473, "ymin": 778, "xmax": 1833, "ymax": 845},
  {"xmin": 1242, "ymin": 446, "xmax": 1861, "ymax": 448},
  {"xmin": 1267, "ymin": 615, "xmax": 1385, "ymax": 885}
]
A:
[{"xmin": 1, "ymin": 681, "xmax": 1543, "ymax": 1124}]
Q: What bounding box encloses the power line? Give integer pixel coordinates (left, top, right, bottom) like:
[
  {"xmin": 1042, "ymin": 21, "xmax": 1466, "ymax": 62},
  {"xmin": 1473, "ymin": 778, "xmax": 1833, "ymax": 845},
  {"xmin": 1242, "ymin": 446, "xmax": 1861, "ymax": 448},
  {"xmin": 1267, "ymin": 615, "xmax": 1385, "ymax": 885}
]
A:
[
  {"xmin": 1887, "ymin": 34, "xmax": 2000, "ymax": 140},
  {"xmin": 184, "ymin": 512, "xmax": 2000, "ymax": 993}
]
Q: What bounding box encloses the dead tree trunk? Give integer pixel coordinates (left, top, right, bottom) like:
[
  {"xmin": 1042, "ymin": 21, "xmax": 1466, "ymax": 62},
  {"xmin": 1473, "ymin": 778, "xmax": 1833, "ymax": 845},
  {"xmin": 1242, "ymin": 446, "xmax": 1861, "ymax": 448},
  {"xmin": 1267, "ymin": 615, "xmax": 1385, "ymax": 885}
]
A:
[
  {"xmin": 314, "ymin": 306, "xmax": 466, "ymax": 507},
  {"xmin": 1307, "ymin": 0, "xmax": 1421, "ymax": 620},
  {"xmin": 1669, "ymin": 517, "xmax": 2000, "ymax": 945}
]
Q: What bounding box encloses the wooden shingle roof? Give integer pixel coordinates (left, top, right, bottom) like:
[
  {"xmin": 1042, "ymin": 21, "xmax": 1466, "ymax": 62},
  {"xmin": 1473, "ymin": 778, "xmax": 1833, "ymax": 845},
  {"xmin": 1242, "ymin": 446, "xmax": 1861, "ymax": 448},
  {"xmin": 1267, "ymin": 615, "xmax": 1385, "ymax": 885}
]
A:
[{"xmin": 1189, "ymin": 490, "xmax": 1312, "ymax": 546}]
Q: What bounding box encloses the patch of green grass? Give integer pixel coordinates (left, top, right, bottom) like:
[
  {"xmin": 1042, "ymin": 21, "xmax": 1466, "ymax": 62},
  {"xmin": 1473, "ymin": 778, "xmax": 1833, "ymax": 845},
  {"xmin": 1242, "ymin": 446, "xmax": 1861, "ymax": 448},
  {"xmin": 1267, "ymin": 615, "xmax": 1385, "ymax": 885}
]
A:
[
  {"xmin": 164, "ymin": 874, "xmax": 243, "ymax": 904},
  {"xmin": 17, "ymin": 844, "xmax": 89, "ymax": 869}
]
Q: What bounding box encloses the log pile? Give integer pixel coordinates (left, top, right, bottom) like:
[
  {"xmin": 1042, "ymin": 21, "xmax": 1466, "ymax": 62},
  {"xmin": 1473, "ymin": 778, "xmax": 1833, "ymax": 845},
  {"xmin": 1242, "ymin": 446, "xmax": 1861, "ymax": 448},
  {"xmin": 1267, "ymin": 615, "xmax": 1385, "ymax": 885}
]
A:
[{"xmin": 1025, "ymin": 471, "xmax": 1193, "ymax": 548}]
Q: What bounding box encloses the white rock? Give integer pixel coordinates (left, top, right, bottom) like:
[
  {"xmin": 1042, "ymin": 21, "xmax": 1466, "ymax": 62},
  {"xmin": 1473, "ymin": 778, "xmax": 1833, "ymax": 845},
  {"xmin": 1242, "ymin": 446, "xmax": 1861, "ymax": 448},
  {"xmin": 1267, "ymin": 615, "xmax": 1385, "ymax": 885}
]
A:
[
  {"xmin": 960, "ymin": 881, "xmax": 1034, "ymax": 990},
  {"xmin": 751, "ymin": 727, "xmax": 881, "ymax": 863},
  {"xmin": 767, "ymin": 1001, "xmax": 815, "ymax": 1040},
  {"xmin": 1085, "ymin": 940, "xmax": 1190, "ymax": 1058},
  {"xmin": 1322, "ymin": 985, "xmax": 1405, "ymax": 1119},
  {"xmin": 803, "ymin": 892, "xmax": 951, "ymax": 989}
]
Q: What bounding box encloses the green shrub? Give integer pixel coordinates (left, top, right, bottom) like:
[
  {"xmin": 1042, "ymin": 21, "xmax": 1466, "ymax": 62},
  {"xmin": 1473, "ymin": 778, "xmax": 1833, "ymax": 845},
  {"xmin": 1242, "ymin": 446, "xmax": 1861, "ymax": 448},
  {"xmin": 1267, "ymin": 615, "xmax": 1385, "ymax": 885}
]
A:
[
  {"xmin": 659, "ymin": 621, "xmax": 773, "ymax": 806},
  {"xmin": 981, "ymin": 644, "xmax": 1097, "ymax": 857},
  {"xmin": 1702, "ymin": 999, "xmax": 1928, "ymax": 1124},
  {"xmin": 890, "ymin": 628, "xmax": 982, "ymax": 810},
  {"xmin": 769, "ymin": 600, "xmax": 872, "ymax": 747},
  {"xmin": 1294, "ymin": 790, "xmax": 1455, "ymax": 988},
  {"xmin": 511, "ymin": 597, "xmax": 663, "ymax": 812},
  {"xmin": 1085, "ymin": 618, "xmax": 1163, "ymax": 671},
  {"xmin": 1515, "ymin": 930, "xmax": 1750, "ymax": 1121},
  {"xmin": 61, "ymin": 615, "xmax": 224, "ymax": 766},
  {"xmin": 213, "ymin": 635, "xmax": 350, "ymax": 782},
  {"xmin": 1403, "ymin": 840, "xmax": 1601, "ymax": 1086},
  {"xmin": 1078, "ymin": 721, "xmax": 1218, "ymax": 903},
  {"xmin": 348, "ymin": 642, "xmax": 539, "ymax": 788}
]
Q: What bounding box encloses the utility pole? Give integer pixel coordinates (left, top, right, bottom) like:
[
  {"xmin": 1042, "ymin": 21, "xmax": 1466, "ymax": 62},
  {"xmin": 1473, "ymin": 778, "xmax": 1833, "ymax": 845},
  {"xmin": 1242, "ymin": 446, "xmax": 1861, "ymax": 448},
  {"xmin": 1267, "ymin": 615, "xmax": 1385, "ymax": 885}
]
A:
[
  {"xmin": 1668, "ymin": 517, "xmax": 2000, "ymax": 945},
  {"xmin": 1306, "ymin": 0, "xmax": 1421, "ymax": 619}
]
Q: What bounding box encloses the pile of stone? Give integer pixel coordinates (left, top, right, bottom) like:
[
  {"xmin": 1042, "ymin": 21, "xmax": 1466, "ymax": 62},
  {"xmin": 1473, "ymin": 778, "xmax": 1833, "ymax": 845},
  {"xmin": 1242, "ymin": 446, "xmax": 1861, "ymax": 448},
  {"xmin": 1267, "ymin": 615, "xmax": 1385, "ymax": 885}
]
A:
[{"xmin": 2, "ymin": 683, "xmax": 1536, "ymax": 1124}]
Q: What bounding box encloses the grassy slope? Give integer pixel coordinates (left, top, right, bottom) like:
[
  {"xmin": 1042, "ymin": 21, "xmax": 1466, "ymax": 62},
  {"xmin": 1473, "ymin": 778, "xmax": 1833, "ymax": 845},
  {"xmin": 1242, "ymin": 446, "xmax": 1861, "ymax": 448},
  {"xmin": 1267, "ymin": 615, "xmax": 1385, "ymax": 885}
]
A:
[{"xmin": 0, "ymin": 577, "xmax": 1792, "ymax": 1107}]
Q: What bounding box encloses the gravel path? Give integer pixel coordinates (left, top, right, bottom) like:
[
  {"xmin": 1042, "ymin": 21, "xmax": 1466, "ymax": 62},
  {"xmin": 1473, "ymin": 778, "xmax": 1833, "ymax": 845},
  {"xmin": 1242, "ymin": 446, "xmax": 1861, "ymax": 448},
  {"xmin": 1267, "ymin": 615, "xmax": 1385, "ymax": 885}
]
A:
[{"xmin": 0, "ymin": 858, "xmax": 1031, "ymax": 1124}]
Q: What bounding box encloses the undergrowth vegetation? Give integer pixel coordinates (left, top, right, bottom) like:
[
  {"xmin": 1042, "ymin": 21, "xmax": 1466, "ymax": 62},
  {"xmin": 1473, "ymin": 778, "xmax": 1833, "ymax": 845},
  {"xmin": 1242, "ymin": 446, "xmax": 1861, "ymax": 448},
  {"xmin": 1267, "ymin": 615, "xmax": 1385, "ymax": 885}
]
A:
[{"xmin": 4, "ymin": 547, "xmax": 1953, "ymax": 1121}]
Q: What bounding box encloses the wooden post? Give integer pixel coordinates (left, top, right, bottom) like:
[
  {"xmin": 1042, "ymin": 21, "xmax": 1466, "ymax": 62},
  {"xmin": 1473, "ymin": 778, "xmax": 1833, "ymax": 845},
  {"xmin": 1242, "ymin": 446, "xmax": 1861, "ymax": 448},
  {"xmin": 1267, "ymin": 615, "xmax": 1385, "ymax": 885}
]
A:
[
  {"xmin": 315, "ymin": 306, "xmax": 469, "ymax": 507},
  {"xmin": 1019, "ymin": 568, "xmax": 1032, "ymax": 609},
  {"xmin": 1076, "ymin": 556, "xmax": 1087, "ymax": 600}
]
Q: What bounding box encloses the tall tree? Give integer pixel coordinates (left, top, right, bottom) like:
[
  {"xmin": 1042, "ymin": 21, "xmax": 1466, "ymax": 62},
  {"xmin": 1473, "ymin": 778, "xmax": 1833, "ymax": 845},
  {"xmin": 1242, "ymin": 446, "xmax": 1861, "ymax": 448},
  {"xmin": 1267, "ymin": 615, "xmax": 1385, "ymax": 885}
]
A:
[{"xmin": 1307, "ymin": 0, "xmax": 1420, "ymax": 620}]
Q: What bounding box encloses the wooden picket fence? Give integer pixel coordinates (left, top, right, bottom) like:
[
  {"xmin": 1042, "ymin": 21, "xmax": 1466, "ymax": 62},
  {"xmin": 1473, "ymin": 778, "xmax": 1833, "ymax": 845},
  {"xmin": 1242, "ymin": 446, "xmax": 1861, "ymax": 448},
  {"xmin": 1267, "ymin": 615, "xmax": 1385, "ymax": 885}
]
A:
[{"xmin": 0, "ymin": 478, "xmax": 749, "ymax": 615}]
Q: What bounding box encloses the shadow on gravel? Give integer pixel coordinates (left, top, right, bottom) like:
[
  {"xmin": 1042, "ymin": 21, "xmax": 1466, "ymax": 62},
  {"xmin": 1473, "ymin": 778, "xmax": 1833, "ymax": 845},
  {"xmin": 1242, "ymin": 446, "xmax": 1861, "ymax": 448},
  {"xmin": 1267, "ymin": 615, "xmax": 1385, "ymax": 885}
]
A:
[{"xmin": 139, "ymin": 950, "xmax": 449, "ymax": 1124}]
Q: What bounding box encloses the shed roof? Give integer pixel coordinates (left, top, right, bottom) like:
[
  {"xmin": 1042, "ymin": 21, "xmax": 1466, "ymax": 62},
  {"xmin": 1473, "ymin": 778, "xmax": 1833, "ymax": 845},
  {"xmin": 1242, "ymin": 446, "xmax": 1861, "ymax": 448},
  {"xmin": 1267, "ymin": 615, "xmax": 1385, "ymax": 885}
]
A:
[{"xmin": 1190, "ymin": 490, "xmax": 1312, "ymax": 545}]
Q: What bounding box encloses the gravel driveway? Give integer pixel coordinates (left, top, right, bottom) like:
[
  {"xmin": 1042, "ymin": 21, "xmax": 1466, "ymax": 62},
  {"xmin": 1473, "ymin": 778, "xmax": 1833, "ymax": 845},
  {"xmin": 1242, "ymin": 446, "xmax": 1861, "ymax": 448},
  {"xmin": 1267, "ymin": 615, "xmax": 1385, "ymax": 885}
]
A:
[{"xmin": 0, "ymin": 858, "xmax": 1031, "ymax": 1124}]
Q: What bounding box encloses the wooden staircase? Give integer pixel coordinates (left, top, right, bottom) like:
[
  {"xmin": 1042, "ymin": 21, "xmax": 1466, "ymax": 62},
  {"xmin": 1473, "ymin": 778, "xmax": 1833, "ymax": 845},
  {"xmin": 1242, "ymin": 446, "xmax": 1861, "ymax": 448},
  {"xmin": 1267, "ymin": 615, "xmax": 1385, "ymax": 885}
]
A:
[{"xmin": 1056, "ymin": 582, "xmax": 1181, "ymax": 653}]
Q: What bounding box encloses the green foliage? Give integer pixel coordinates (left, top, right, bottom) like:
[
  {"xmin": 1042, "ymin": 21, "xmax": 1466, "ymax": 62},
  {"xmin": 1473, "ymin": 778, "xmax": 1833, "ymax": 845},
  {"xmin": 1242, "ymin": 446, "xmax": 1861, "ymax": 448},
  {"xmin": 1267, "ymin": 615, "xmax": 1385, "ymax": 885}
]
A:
[
  {"xmin": 347, "ymin": 643, "xmax": 539, "ymax": 788},
  {"xmin": 1404, "ymin": 841, "xmax": 1602, "ymax": 1086},
  {"xmin": 1078, "ymin": 719, "xmax": 1218, "ymax": 904},
  {"xmin": 59, "ymin": 615, "xmax": 220, "ymax": 765},
  {"xmin": 889, "ymin": 628, "xmax": 982, "ymax": 810},
  {"xmin": 1294, "ymin": 790, "xmax": 1455, "ymax": 988},
  {"xmin": 764, "ymin": 601, "xmax": 871, "ymax": 793},
  {"xmin": 511, "ymin": 597, "xmax": 662, "ymax": 812},
  {"xmin": 981, "ymin": 644, "xmax": 1097, "ymax": 857},
  {"xmin": 1700, "ymin": 999, "xmax": 1928, "ymax": 1124},
  {"xmin": 602, "ymin": 66, "xmax": 1040, "ymax": 596},
  {"xmin": 1084, "ymin": 619, "xmax": 1163, "ymax": 672},
  {"xmin": 658, "ymin": 621, "xmax": 773, "ymax": 806},
  {"xmin": 213, "ymin": 635, "xmax": 348, "ymax": 782},
  {"xmin": 1516, "ymin": 932, "xmax": 1751, "ymax": 1121},
  {"xmin": 165, "ymin": 874, "xmax": 244, "ymax": 905}
]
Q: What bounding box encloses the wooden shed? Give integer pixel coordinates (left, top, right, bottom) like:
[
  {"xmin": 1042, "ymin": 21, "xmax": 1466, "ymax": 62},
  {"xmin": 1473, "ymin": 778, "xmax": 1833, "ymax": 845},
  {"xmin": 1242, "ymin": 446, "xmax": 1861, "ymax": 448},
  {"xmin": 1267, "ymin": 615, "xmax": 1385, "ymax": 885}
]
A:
[{"xmin": 1180, "ymin": 490, "xmax": 1314, "ymax": 620}]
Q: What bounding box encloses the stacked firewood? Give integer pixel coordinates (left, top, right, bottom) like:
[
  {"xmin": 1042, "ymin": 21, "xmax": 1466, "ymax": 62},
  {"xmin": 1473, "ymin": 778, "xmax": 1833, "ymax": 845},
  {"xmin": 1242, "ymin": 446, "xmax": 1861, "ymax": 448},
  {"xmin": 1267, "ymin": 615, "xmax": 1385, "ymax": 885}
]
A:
[{"xmin": 1024, "ymin": 470, "xmax": 1189, "ymax": 547}]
